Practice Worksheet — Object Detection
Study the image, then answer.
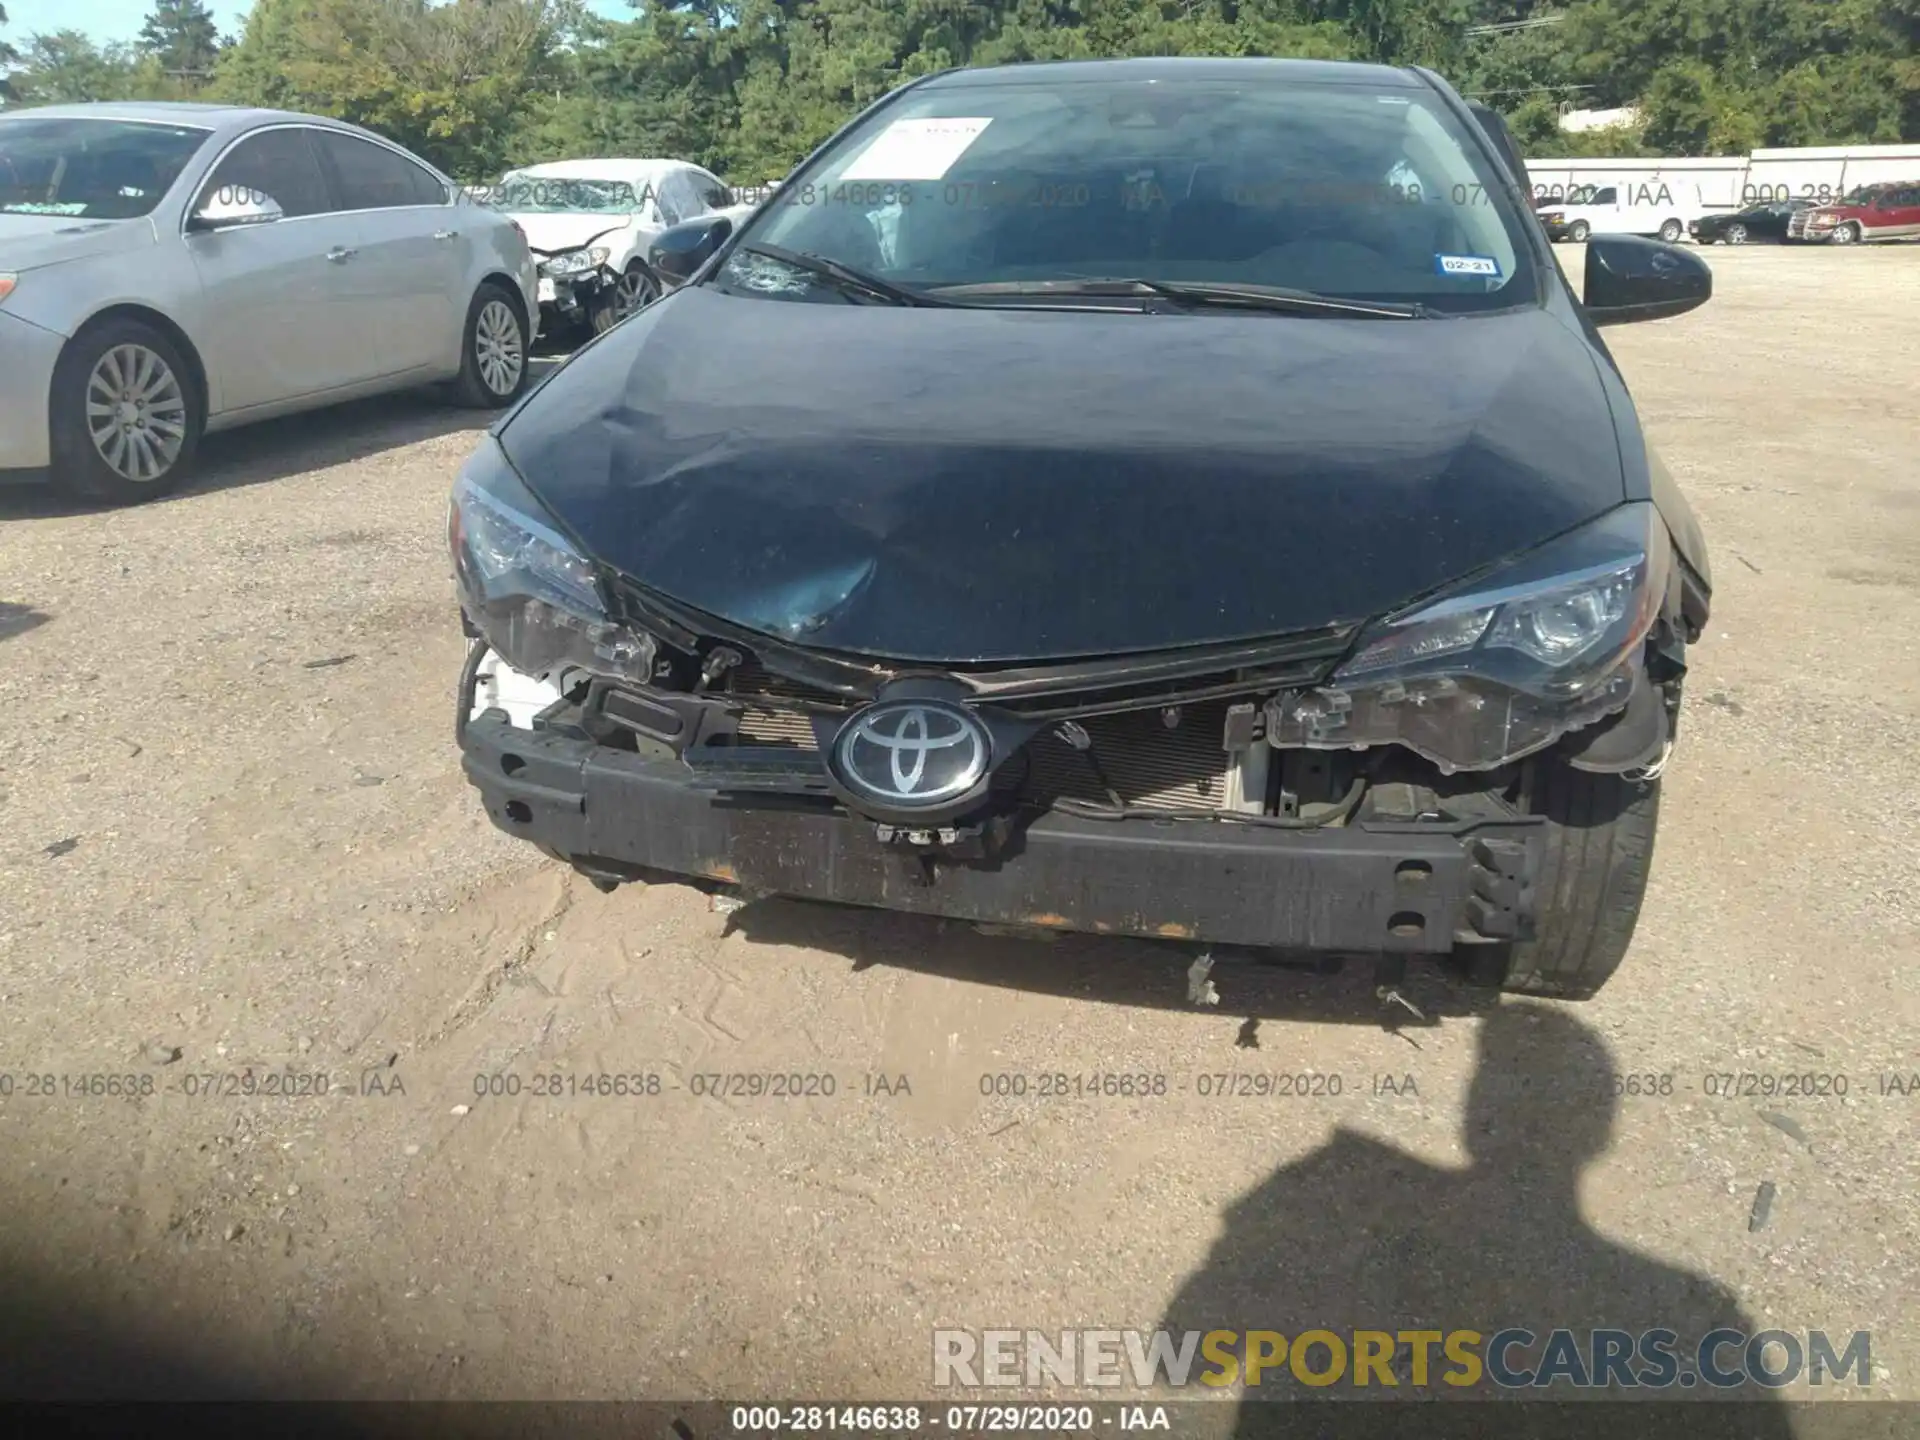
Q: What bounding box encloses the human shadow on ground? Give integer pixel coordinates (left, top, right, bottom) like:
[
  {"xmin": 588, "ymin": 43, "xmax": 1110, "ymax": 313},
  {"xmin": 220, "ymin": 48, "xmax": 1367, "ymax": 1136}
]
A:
[{"xmin": 1158, "ymin": 1002, "xmax": 1798, "ymax": 1435}]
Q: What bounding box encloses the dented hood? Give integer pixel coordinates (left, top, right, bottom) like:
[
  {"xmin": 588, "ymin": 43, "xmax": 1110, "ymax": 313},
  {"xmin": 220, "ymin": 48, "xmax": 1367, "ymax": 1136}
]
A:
[
  {"xmin": 496, "ymin": 286, "xmax": 1628, "ymax": 662},
  {"xmin": 511, "ymin": 213, "xmax": 635, "ymax": 256}
]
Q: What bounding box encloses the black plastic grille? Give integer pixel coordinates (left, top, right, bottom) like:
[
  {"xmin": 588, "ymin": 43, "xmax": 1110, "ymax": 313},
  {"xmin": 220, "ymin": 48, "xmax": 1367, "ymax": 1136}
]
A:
[{"xmin": 716, "ymin": 640, "xmax": 1346, "ymax": 808}]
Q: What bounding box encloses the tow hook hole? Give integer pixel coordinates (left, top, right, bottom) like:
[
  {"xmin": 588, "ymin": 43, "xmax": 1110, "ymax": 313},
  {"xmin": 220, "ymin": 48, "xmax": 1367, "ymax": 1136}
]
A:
[
  {"xmin": 502, "ymin": 754, "xmax": 526, "ymax": 777},
  {"xmin": 505, "ymin": 800, "xmax": 532, "ymax": 824},
  {"xmin": 1394, "ymin": 860, "xmax": 1433, "ymax": 886},
  {"xmin": 1388, "ymin": 911, "xmax": 1425, "ymax": 937}
]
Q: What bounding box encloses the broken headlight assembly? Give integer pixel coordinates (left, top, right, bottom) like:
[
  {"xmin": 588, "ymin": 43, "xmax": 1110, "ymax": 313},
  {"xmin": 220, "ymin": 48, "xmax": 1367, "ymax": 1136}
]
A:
[
  {"xmin": 537, "ymin": 247, "xmax": 611, "ymax": 277},
  {"xmin": 448, "ymin": 436, "xmax": 656, "ymax": 685},
  {"xmin": 1269, "ymin": 503, "xmax": 1673, "ymax": 773}
]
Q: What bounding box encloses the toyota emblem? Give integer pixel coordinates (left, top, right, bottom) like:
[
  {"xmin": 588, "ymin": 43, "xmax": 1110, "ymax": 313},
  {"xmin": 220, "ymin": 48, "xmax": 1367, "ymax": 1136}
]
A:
[{"xmin": 830, "ymin": 700, "xmax": 991, "ymax": 808}]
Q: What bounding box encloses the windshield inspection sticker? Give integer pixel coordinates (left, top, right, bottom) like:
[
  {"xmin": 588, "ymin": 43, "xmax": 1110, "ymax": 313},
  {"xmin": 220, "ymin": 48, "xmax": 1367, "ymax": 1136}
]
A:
[
  {"xmin": 1435, "ymin": 253, "xmax": 1502, "ymax": 277},
  {"xmin": 840, "ymin": 118, "xmax": 993, "ymax": 181}
]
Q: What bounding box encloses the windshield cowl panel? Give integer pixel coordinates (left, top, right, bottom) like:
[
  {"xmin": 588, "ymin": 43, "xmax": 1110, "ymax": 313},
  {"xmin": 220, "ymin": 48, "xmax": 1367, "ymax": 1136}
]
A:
[{"xmin": 723, "ymin": 72, "xmax": 1537, "ymax": 317}]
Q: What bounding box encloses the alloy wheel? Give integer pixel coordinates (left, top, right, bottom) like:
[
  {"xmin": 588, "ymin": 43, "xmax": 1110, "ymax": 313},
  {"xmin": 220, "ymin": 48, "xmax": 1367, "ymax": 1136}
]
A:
[
  {"xmin": 616, "ymin": 265, "xmax": 659, "ymax": 318},
  {"xmin": 1726, "ymin": 224, "xmax": 1748, "ymax": 244},
  {"xmin": 85, "ymin": 343, "xmax": 187, "ymax": 483},
  {"xmin": 475, "ymin": 299, "xmax": 525, "ymax": 397}
]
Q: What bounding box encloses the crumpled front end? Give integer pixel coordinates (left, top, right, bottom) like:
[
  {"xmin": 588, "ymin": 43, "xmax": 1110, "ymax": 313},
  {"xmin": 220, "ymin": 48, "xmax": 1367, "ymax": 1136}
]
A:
[{"xmin": 457, "ymin": 620, "xmax": 1551, "ymax": 955}]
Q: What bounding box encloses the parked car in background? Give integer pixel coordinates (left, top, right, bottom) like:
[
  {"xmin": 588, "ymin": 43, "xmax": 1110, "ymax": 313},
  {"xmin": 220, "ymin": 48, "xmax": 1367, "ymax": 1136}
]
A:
[
  {"xmin": 1537, "ymin": 183, "xmax": 1697, "ymax": 243},
  {"xmin": 485, "ymin": 158, "xmax": 755, "ymax": 334},
  {"xmin": 1787, "ymin": 181, "xmax": 1920, "ymax": 244},
  {"xmin": 458, "ymin": 57, "xmax": 1715, "ymax": 1003},
  {"xmin": 1689, "ymin": 198, "xmax": 1816, "ymax": 245},
  {"xmin": 0, "ymin": 101, "xmax": 538, "ymax": 504}
]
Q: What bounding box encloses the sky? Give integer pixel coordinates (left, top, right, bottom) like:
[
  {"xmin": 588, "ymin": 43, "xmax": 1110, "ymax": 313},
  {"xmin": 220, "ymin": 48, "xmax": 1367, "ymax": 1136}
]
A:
[{"xmin": 5, "ymin": 0, "xmax": 637, "ymax": 48}]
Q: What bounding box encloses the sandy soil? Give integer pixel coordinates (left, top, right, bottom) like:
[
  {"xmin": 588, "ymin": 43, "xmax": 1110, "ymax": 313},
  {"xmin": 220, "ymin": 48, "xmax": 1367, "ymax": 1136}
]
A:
[{"xmin": 1, "ymin": 244, "xmax": 1917, "ymax": 1412}]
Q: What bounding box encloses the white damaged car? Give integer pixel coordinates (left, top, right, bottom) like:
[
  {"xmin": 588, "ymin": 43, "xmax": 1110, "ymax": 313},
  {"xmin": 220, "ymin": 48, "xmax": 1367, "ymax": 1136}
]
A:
[{"xmin": 486, "ymin": 158, "xmax": 756, "ymax": 335}]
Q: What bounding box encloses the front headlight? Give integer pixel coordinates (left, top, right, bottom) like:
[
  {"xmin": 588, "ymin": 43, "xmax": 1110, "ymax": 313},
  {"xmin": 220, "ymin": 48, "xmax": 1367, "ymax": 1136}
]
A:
[
  {"xmin": 537, "ymin": 246, "xmax": 612, "ymax": 277},
  {"xmin": 1268, "ymin": 504, "xmax": 1672, "ymax": 773},
  {"xmin": 448, "ymin": 437, "xmax": 656, "ymax": 686}
]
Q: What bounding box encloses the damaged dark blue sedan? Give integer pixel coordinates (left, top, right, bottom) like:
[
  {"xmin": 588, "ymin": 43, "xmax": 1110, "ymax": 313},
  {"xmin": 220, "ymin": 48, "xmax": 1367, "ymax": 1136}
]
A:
[{"xmin": 449, "ymin": 57, "xmax": 1714, "ymax": 1001}]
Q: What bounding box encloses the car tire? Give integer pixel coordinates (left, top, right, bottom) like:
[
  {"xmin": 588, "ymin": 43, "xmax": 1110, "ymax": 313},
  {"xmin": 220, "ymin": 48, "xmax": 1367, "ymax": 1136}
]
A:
[
  {"xmin": 1567, "ymin": 220, "xmax": 1590, "ymax": 242},
  {"xmin": 587, "ymin": 263, "xmax": 660, "ymax": 336},
  {"xmin": 1830, "ymin": 222, "xmax": 1862, "ymax": 246},
  {"xmin": 1658, "ymin": 218, "xmax": 1684, "ymax": 242},
  {"xmin": 1485, "ymin": 759, "xmax": 1661, "ymax": 1001},
  {"xmin": 1726, "ymin": 223, "xmax": 1748, "ymax": 244},
  {"xmin": 49, "ymin": 317, "xmax": 203, "ymax": 505},
  {"xmin": 452, "ymin": 283, "xmax": 531, "ymax": 408},
  {"xmin": 606, "ymin": 261, "xmax": 661, "ymax": 329}
]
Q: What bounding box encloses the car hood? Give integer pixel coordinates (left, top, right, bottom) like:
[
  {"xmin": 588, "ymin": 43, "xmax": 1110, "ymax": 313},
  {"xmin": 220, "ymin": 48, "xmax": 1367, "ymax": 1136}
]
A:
[
  {"xmin": 0, "ymin": 213, "xmax": 153, "ymax": 271},
  {"xmin": 510, "ymin": 213, "xmax": 637, "ymax": 255},
  {"xmin": 498, "ymin": 286, "xmax": 1628, "ymax": 663}
]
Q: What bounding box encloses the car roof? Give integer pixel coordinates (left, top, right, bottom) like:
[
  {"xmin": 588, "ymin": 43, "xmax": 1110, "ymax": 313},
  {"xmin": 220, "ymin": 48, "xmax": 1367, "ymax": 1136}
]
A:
[
  {"xmin": 917, "ymin": 56, "xmax": 1425, "ymax": 90},
  {"xmin": 0, "ymin": 100, "xmax": 438, "ymax": 152},
  {"xmin": 1, "ymin": 100, "xmax": 330, "ymax": 128},
  {"xmin": 507, "ymin": 158, "xmax": 695, "ymax": 180}
]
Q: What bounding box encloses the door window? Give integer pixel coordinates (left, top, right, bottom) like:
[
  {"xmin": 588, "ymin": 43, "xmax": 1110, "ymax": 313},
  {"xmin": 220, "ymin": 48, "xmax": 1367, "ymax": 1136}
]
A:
[
  {"xmin": 314, "ymin": 131, "xmax": 445, "ymax": 210},
  {"xmin": 196, "ymin": 128, "xmax": 333, "ymax": 219},
  {"xmin": 655, "ymin": 170, "xmax": 700, "ymax": 225},
  {"xmin": 691, "ymin": 169, "xmax": 733, "ymax": 212}
]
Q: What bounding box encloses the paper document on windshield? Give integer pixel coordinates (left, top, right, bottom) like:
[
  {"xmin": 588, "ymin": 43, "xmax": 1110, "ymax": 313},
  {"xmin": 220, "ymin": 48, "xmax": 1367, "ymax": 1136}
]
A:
[{"xmin": 840, "ymin": 118, "xmax": 993, "ymax": 181}]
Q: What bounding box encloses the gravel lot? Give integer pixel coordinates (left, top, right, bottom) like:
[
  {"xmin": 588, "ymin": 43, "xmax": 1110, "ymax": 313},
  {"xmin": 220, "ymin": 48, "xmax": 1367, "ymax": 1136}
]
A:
[{"xmin": 1, "ymin": 245, "xmax": 1917, "ymax": 1411}]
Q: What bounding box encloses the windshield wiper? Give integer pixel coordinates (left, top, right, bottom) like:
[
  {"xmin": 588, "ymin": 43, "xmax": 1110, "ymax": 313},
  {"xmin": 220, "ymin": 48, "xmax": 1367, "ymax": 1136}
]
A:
[
  {"xmin": 927, "ymin": 277, "xmax": 1430, "ymax": 318},
  {"xmin": 734, "ymin": 243, "xmax": 961, "ymax": 307}
]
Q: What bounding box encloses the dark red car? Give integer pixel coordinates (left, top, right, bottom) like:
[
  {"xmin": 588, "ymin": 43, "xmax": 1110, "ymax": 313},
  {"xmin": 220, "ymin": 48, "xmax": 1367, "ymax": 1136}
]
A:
[{"xmin": 1787, "ymin": 181, "xmax": 1920, "ymax": 244}]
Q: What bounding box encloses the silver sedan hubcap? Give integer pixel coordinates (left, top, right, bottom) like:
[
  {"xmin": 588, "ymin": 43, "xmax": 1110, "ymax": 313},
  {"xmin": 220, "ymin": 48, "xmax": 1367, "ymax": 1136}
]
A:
[
  {"xmin": 475, "ymin": 300, "xmax": 524, "ymax": 396},
  {"xmin": 86, "ymin": 343, "xmax": 187, "ymax": 482}
]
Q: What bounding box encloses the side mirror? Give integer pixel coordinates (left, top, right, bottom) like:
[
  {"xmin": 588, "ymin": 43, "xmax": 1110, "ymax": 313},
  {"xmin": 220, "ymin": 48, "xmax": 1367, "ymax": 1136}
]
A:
[
  {"xmin": 188, "ymin": 186, "xmax": 285, "ymax": 231},
  {"xmin": 1583, "ymin": 234, "xmax": 1711, "ymax": 326},
  {"xmin": 649, "ymin": 215, "xmax": 733, "ymax": 287}
]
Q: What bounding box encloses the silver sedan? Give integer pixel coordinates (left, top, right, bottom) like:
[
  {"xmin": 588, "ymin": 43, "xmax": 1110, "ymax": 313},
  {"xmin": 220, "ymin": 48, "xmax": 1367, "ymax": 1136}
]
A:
[{"xmin": 0, "ymin": 101, "xmax": 540, "ymax": 504}]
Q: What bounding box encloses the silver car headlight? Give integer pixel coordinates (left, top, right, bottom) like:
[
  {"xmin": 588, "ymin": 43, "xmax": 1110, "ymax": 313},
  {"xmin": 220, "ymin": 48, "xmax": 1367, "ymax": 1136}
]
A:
[
  {"xmin": 448, "ymin": 437, "xmax": 656, "ymax": 685},
  {"xmin": 1268, "ymin": 504, "xmax": 1673, "ymax": 773},
  {"xmin": 537, "ymin": 246, "xmax": 611, "ymax": 277}
]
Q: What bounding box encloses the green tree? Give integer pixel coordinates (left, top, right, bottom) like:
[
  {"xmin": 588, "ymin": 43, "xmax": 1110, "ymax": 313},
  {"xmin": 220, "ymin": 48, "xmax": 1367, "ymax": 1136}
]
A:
[
  {"xmin": 8, "ymin": 31, "xmax": 146, "ymax": 104},
  {"xmin": 139, "ymin": 0, "xmax": 221, "ymax": 78},
  {"xmin": 214, "ymin": 0, "xmax": 572, "ymax": 179},
  {"xmin": 191, "ymin": 0, "xmax": 1920, "ymax": 179},
  {"xmin": 1, "ymin": 3, "xmax": 18, "ymax": 103}
]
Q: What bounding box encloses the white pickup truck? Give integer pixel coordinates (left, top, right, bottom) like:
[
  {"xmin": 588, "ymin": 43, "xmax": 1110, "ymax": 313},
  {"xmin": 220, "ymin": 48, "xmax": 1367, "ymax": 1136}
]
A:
[{"xmin": 1536, "ymin": 183, "xmax": 1702, "ymax": 244}]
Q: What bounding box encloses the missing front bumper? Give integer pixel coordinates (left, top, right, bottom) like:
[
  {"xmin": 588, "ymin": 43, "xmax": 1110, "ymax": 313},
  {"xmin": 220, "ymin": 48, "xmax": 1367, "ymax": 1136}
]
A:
[{"xmin": 459, "ymin": 713, "xmax": 1544, "ymax": 955}]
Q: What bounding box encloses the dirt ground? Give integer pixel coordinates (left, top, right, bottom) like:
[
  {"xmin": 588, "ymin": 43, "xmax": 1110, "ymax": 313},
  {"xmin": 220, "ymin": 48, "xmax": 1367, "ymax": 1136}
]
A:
[{"xmin": 1, "ymin": 245, "xmax": 1917, "ymax": 1412}]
